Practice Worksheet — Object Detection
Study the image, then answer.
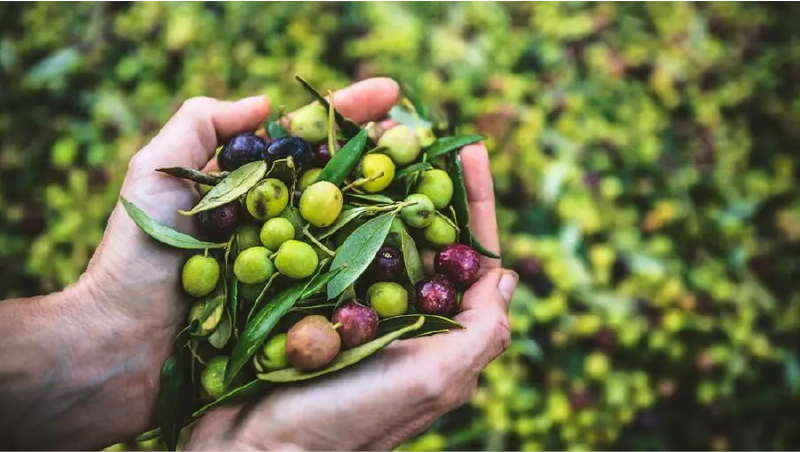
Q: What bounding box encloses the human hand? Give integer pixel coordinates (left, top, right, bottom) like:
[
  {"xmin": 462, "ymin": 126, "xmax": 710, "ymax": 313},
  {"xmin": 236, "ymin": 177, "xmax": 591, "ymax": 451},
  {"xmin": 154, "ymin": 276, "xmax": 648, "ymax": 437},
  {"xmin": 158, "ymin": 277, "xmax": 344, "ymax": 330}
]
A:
[{"xmin": 186, "ymin": 142, "xmax": 519, "ymax": 451}]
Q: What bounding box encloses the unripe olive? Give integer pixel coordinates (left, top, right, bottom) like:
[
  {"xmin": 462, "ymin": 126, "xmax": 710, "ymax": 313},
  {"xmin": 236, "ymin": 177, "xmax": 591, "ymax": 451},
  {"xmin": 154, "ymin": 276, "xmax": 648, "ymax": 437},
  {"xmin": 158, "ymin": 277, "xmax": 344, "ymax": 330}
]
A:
[
  {"xmin": 233, "ymin": 246, "xmax": 274, "ymax": 285},
  {"xmin": 274, "ymin": 240, "xmax": 319, "ymax": 279},
  {"xmin": 246, "ymin": 178, "xmax": 289, "ymax": 220},
  {"xmin": 182, "ymin": 255, "xmax": 220, "ymax": 297},
  {"xmin": 378, "ymin": 125, "xmax": 421, "ymax": 165},
  {"xmin": 400, "ymin": 193, "xmax": 435, "ymax": 228},
  {"xmin": 236, "ymin": 224, "xmax": 262, "ymax": 251},
  {"xmin": 299, "ymin": 181, "xmax": 343, "ymax": 228},
  {"xmin": 200, "ymin": 356, "xmax": 230, "ymax": 399},
  {"xmin": 360, "ymin": 154, "xmax": 395, "ymax": 193},
  {"xmin": 259, "ymin": 333, "xmax": 289, "ymax": 371},
  {"xmin": 260, "ymin": 217, "xmax": 296, "ymax": 251},
  {"xmin": 290, "ymin": 104, "xmax": 328, "ymax": 144},
  {"xmin": 367, "ymin": 282, "xmax": 409, "ymax": 318},
  {"xmin": 299, "ymin": 168, "xmax": 322, "ymax": 191},
  {"xmin": 423, "ymin": 216, "xmax": 457, "ymax": 248},
  {"xmin": 416, "ymin": 169, "xmax": 453, "ymax": 209}
]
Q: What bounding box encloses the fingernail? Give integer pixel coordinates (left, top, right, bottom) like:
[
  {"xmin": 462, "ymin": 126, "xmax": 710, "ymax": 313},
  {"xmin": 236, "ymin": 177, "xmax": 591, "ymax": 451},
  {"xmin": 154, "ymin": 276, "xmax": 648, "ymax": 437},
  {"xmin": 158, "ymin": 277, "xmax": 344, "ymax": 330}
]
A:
[
  {"xmin": 236, "ymin": 95, "xmax": 268, "ymax": 106},
  {"xmin": 498, "ymin": 270, "xmax": 518, "ymax": 303}
]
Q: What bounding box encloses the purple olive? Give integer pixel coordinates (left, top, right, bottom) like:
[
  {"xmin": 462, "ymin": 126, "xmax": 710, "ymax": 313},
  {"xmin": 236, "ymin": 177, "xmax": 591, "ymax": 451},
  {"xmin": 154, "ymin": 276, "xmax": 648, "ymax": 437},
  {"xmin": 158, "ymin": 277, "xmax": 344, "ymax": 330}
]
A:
[
  {"xmin": 316, "ymin": 140, "xmax": 345, "ymax": 166},
  {"xmin": 265, "ymin": 136, "xmax": 314, "ymax": 167},
  {"xmin": 415, "ymin": 274, "xmax": 458, "ymax": 316},
  {"xmin": 196, "ymin": 202, "xmax": 239, "ymax": 242},
  {"xmin": 332, "ymin": 300, "xmax": 379, "ymax": 348},
  {"xmin": 370, "ymin": 245, "xmax": 404, "ymax": 282},
  {"xmin": 434, "ymin": 244, "xmax": 481, "ymax": 288},
  {"xmin": 218, "ymin": 133, "xmax": 267, "ymax": 171}
]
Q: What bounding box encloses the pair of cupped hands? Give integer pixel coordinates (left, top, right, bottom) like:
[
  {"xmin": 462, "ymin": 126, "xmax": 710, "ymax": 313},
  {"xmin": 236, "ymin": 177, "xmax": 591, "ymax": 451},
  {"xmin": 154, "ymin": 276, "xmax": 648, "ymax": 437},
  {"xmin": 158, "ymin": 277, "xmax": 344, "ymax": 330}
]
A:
[{"xmin": 59, "ymin": 79, "xmax": 518, "ymax": 450}]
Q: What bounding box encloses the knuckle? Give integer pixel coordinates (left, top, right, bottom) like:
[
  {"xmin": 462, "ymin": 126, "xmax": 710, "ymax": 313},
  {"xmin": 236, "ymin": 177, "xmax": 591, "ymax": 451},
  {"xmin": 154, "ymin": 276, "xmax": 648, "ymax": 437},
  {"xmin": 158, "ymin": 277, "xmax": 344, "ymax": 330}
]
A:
[
  {"xmin": 179, "ymin": 96, "xmax": 214, "ymax": 115},
  {"xmin": 492, "ymin": 311, "xmax": 512, "ymax": 354}
]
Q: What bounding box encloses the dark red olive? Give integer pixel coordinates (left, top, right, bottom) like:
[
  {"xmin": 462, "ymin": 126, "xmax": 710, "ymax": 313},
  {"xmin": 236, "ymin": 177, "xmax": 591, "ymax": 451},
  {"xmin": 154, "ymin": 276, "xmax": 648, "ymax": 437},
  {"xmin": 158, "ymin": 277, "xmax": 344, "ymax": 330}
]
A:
[
  {"xmin": 370, "ymin": 245, "xmax": 404, "ymax": 282},
  {"xmin": 218, "ymin": 133, "xmax": 267, "ymax": 171},
  {"xmin": 434, "ymin": 244, "xmax": 481, "ymax": 288},
  {"xmin": 415, "ymin": 274, "xmax": 458, "ymax": 316},
  {"xmin": 332, "ymin": 300, "xmax": 379, "ymax": 348},
  {"xmin": 195, "ymin": 202, "xmax": 239, "ymax": 241},
  {"xmin": 316, "ymin": 140, "xmax": 345, "ymax": 166}
]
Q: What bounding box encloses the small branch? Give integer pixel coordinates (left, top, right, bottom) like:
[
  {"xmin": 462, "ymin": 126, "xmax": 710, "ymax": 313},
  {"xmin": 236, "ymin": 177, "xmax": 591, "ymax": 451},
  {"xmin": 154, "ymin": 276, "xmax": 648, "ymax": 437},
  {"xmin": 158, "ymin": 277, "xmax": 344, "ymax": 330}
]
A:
[
  {"xmin": 303, "ymin": 225, "xmax": 336, "ymax": 257},
  {"xmin": 342, "ymin": 172, "xmax": 385, "ymax": 192}
]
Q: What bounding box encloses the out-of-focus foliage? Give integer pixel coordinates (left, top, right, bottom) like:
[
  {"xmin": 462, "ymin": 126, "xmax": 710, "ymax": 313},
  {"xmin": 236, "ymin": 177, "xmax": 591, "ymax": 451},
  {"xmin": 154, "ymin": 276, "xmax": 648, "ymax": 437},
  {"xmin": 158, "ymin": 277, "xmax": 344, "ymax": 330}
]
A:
[{"xmin": 3, "ymin": 2, "xmax": 800, "ymax": 451}]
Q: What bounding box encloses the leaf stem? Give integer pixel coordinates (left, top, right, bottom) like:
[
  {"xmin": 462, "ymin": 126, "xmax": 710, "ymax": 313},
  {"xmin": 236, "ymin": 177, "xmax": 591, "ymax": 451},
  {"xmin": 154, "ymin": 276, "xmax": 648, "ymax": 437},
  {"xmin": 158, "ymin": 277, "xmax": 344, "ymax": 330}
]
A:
[
  {"xmin": 342, "ymin": 172, "xmax": 384, "ymax": 192},
  {"xmin": 303, "ymin": 225, "xmax": 336, "ymax": 257},
  {"xmin": 332, "ymin": 322, "xmax": 342, "ymax": 331}
]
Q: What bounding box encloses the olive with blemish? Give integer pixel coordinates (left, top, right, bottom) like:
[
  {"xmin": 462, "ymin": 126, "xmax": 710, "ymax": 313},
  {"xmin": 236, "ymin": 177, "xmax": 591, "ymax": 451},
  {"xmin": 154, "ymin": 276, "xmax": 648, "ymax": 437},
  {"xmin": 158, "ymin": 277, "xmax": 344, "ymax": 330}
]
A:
[{"xmin": 246, "ymin": 178, "xmax": 289, "ymax": 220}]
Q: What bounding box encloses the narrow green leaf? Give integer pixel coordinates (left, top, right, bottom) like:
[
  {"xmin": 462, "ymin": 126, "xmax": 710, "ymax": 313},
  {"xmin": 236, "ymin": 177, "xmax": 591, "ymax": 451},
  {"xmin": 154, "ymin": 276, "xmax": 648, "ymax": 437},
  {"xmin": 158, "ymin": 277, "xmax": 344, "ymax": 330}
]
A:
[
  {"xmin": 317, "ymin": 129, "xmax": 369, "ymax": 186},
  {"xmin": 290, "ymin": 302, "xmax": 338, "ymax": 314},
  {"xmin": 345, "ymin": 193, "xmax": 395, "ymax": 204},
  {"xmin": 296, "ymin": 76, "xmax": 362, "ymax": 138},
  {"xmin": 335, "ymin": 284, "xmax": 358, "ymax": 309},
  {"xmin": 229, "ymin": 276, "xmax": 239, "ymax": 338},
  {"xmin": 415, "ymin": 329, "xmax": 451, "ymax": 338},
  {"xmin": 425, "ymin": 135, "xmax": 485, "ymax": 159},
  {"xmin": 448, "ymin": 154, "xmax": 471, "ymax": 243},
  {"xmin": 192, "ymin": 379, "xmax": 270, "ymax": 419},
  {"xmin": 156, "ymin": 167, "xmax": 226, "ymax": 186},
  {"xmin": 246, "ymin": 273, "xmax": 279, "ymax": 323},
  {"xmin": 267, "ymin": 121, "xmax": 288, "ymax": 139},
  {"xmin": 396, "ymin": 162, "xmax": 433, "ymax": 179},
  {"xmin": 327, "ymin": 89, "xmax": 336, "ymax": 155},
  {"xmin": 258, "ymin": 316, "xmax": 425, "ymax": 382},
  {"xmin": 470, "ymin": 232, "xmax": 501, "ymax": 259},
  {"xmin": 301, "ymin": 265, "xmax": 342, "ymax": 298},
  {"xmin": 121, "ymin": 197, "xmax": 226, "ymax": 250},
  {"xmin": 157, "ymin": 327, "xmax": 194, "ymax": 451},
  {"xmin": 180, "ymin": 161, "xmax": 267, "ymax": 216},
  {"xmin": 279, "ymin": 205, "xmax": 306, "ymax": 232},
  {"xmin": 226, "ymin": 268, "xmax": 342, "ymax": 386},
  {"xmin": 318, "ymin": 206, "xmax": 370, "ymax": 239},
  {"xmin": 327, "ymin": 211, "xmax": 397, "ymax": 299},
  {"xmin": 399, "ymin": 226, "xmax": 424, "ymax": 285},
  {"xmin": 377, "ymin": 314, "xmax": 463, "ymax": 339},
  {"xmin": 208, "ymin": 310, "xmax": 232, "ymax": 349},
  {"xmin": 134, "ymin": 428, "xmax": 161, "ymax": 443}
]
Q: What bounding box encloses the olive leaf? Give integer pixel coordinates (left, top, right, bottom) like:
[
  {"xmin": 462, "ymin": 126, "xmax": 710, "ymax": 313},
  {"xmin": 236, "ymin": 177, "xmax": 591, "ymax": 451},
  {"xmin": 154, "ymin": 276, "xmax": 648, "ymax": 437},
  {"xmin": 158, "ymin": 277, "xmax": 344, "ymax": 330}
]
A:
[
  {"xmin": 134, "ymin": 428, "xmax": 161, "ymax": 443},
  {"xmin": 469, "ymin": 231, "xmax": 501, "ymax": 259},
  {"xmin": 120, "ymin": 198, "xmax": 226, "ymax": 250},
  {"xmin": 208, "ymin": 310, "xmax": 232, "ymax": 349},
  {"xmin": 377, "ymin": 314, "xmax": 464, "ymax": 339},
  {"xmin": 295, "ymin": 75, "xmax": 362, "ymax": 138},
  {"xmin": 246, "ymin": 273, "xmax": 279, "ymax": 323},
  {"xmin": 290, "ymin": 302, "xmax": 337, "ymax": 314},
  {"xmin": 345, "ymin": 192, "xmax": 395, "ymax": 204},
  {"xmin": 334, "ymin": 284, "xmax": 358, "ymax": 308},
  {"xmin": 280, "ymin": 205, "xmax": 306, "ymax": 232},
  {"xmin": 396, "ymin": 162, "xmax": 433, "ymax": 179},
  {"xmin": 424, "ymin": 134, "xmax": 485, "ymax": 160},
  {"xmin": 388, "ymin": 105, "xmax": 432, "ymax": 130},
  {"xmin": 399, "ymin": 226, "xmax": 424, "ymax": 285},
  {"xmin": 192, "ymin": 379, "xmax": 270, "ymax": 419},
  {"xmin": 258, "ymin": 316, "xmax": 425, "ymax": 382},
  {"xmin": 190, "ymin": 286, "xmax": 226, "ymax": 337},
  {"xmin": 225, "ymin": 268, "xmax": 342, "ymax": 386},
  {"xmin": 327, "ymin": 211, "xmax": 397, "ymax": 299},
  {"xmin": 327, "ymin": 89, "xmax": 337, "ymax": 156},
  {"xmin": 229, "ymin": 276, "xmax": 239, "ymax": 338},
  {"xmin": 318, "ymin": 206, "xmax": 370, "ymax": 239},
  {"xmin": 155, "ymin": 167, "xmax": 226, "ymax": 186},
  {"xmin": 158, "ymin": 326, "xmax": 194, "ymax": 451},
  {"xmin": 317, "ymin": 128, "xmax": 369, "ymax": 186},
  {"xmin": 267, "ymin": 121, "xmax": 288, "ymax": 139},
  {"xmin": 179, "ymin": 160, "xmax": 267, "ymax": 216}
]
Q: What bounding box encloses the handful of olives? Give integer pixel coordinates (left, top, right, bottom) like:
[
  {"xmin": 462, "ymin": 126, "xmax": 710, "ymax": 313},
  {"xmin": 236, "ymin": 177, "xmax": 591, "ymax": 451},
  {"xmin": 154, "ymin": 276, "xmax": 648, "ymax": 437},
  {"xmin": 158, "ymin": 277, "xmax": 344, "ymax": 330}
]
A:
[{"xmin": 121, "ymin": 77, "xmax": 494, "ymax": 449}]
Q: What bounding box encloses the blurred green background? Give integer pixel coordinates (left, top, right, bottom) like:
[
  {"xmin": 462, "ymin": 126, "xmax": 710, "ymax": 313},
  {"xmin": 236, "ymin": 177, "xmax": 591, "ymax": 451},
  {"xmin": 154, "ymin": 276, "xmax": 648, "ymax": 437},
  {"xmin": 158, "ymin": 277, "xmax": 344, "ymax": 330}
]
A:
[{"xmin": 3, "ymin": 2, "xmax": 800, "ymax": 451}]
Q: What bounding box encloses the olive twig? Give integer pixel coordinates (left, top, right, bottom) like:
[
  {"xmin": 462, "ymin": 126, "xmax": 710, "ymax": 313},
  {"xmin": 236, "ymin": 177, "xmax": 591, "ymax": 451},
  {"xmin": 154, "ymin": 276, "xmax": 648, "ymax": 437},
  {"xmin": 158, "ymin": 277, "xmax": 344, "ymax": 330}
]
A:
[
  {"xmin": 302, "ymin": 225, "xmax": 336, "ymax": 257},
  {"xmin": 342, "ymin": 172, "xmax": 385, "ymax": 192},
  {"xmin": 368, "ymin": 200, "xmax": 417, "ymax": 215}
]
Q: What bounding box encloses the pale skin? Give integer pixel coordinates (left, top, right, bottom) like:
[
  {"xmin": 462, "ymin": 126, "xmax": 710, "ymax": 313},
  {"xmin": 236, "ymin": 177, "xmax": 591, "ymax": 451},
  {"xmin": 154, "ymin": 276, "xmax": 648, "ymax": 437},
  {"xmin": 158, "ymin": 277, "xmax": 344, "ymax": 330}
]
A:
[{"xmin": 0, "ymin": 78, "xmax": 518, "ymax": 451}]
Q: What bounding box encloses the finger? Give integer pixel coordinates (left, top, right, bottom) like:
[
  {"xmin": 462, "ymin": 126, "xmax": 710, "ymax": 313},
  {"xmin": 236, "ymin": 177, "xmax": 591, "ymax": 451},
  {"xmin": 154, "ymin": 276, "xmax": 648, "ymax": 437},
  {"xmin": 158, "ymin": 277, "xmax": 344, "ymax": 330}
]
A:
[
  {"xmin": 131, "ymin": 95, "xmax": 270, "ymax": 173},
  {"xmin": 286, "ymin": 77, "xmax": 400, "ymax": 126},
  {"xmin": 460, "ymin": 143, "xmax": 501, "ymax": 267}
]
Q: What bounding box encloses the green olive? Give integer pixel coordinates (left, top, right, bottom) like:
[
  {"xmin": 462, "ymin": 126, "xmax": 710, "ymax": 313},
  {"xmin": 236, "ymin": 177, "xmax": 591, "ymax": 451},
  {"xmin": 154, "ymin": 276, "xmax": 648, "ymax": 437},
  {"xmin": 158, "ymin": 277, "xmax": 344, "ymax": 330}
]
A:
[
  {"xmin": 416, "ymin": 169, "xmax": 453, "ymax": 210},
  {"xmin": 378, "ymin": 125, "xmax": 421, "ymax": 165},
  {"xmin": 360, "ymin": 154, "xmax": 396, "ymax": 193},
  {"xmin": 259, "ymin": 333, "xmax": 289, "ymax": 370},
  {"xmin": 367, "ymin": 282, "xmax": 409, "ymax": 318},
  {"xmin": 299, "ymin": 181, "xmax": 343, "ymax": 228},
  {"xmin": 233, "ymin": 246, "xmax": 274, "ymax": 285},
  {"xmin": 423, "ymin": 215, "xmax": 457, "ymax": 248},
  {"xmin": 236, "ymin": 224, "xmax": 262, "ymax": 251},
  {"xmin": 182, "ymin": 255, "xmax": 220, "ymax": 297},
  {"xmin": 400, "ymin": 193, "xmax": 435, "ymax": 229},
  {"xmin": 260, "ymin": 217, "xmax": 295, "ymax": 251},
  {"xmin": 246, "ymin": 178, "xmax": 289, "ymax": 220},
  {"xmin": 299, "ymin": 167, "xmax": 323, "ymax": 191},
  {"xmin": 274, "ymin": 240, "xmax": 319, "ymax": 279},
  {"xmin": 200, "ymin": 356, "xmax": 230, "ymax": 400},
  {"xmin": 290, "ymin": 104, "xmax": 328, "ymax": 144}
]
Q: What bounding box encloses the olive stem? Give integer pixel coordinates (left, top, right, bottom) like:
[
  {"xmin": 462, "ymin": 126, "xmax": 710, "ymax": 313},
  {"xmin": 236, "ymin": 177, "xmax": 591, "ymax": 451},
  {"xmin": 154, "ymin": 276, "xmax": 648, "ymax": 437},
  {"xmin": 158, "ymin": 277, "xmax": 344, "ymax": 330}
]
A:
[
  {"xmin": 302, "ymin": 225, "xmax": 336, "ymax": 257},
  {"xmin": 331, "ymin": 322, "xmax": 343, "ymax": 331},
  {"xmin": 327, "ymin": 89, "xmax": 337, "ymax": 157},
  {"xmin": 341, "ymin": 172, "xmax": 385, "ymax": 192},
  {"xmin": 368, "ymin": 200, "xmax": 417, "ymax": 214},
  {"xmin": 203, "ymin": 248, "xmax": 210, "ymax": 258}
]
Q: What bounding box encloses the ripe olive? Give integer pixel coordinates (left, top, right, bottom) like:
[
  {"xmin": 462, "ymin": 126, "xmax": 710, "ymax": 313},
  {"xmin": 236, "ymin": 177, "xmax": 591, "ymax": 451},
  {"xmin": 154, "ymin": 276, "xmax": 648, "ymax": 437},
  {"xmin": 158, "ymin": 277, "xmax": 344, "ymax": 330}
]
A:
[
  {"xmin": 435, "ymin": 243, "xmax": 482, "ymax": 288},
  {"xmin": 259, "ymin": 333, "xmax": 289, "ymax": 371},
  {"xmin": 264, "ymin": 136, "xmax": 314, "ymax": 167},
  {"xmin": 182, "ymin": 255, "xmax": 220, "ymax": 298},
  {"xmin": 299, "ymin": 181, "xmax": 343, "ymax": 228},
  {"xmin": 415, "ymin": 274, "xmax": 458, "ymax": 316},
  {"xmin": 274, "ymin": 240, "xmax": 319, "ymax": 279},
  {"xmin": 400, "ymin": 193, "xmax": 435, "ymax": 229},
  {"xmin": 298, "ymin": 168, "xmax": 322, "ymax": 191},
  {"xmin": 333, "ymin": 300, "xmax": 379, "ymax": 348},
  {"xmin": 360, "ymin": 154, "xmax": 395, "ymax": 193},
  {"xmin": 246, "ymin": 178, "xmax": 289, "ymax": 220},
  {"xmin": 416, "ymin": 169, "xmax": 453, "ymax": 210},
  {"xmin": 290, "ymin": 104, "xmax": 328, "ymax": 144},
  {"xmin": 286, "ymin": 315, "xmax": 341, "ymax": 371},
  {"xmin": 233, "ymin": 246, "xmax": 274, "ymax": 285},
  {"xmin": 316, "ymin": 139, "xmax": 344, "ymax": 166},
  {"xmin": 367, "ymin": 282, "xmax": 409, "ymax": 318},
  {"xmin": 424, "ymin": 216, "xmax": 457, "ymax": 248},
  {"xmin": 236, "ymin": 224, "xmax": 262, "ymax": 251},
  {"xmin": 369, "ymin": 245, "xmax": 404, "ymax": 282},
  {"xmin": 218, "ymin": 133, "xmax": 267, "ymax": 171},
  {"xmin": 260, "ymin": 217, "xmax": 295, "ymax": 251},
  {"xmin": 195, "ymin": 202, "xmax": 239, "ymax": 242},
  {"xmin": 378, "ymin": 125, "xmax": 421, "ymax": 165}
]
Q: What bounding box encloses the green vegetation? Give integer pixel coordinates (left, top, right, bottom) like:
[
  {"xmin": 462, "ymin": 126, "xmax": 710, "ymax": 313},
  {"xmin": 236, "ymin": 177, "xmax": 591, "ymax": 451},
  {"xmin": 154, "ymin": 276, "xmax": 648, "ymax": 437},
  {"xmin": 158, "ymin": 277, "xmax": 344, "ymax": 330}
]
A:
[{"xmin": 2, "ymin": 2, "xmax": 799, "ymax": 450}]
